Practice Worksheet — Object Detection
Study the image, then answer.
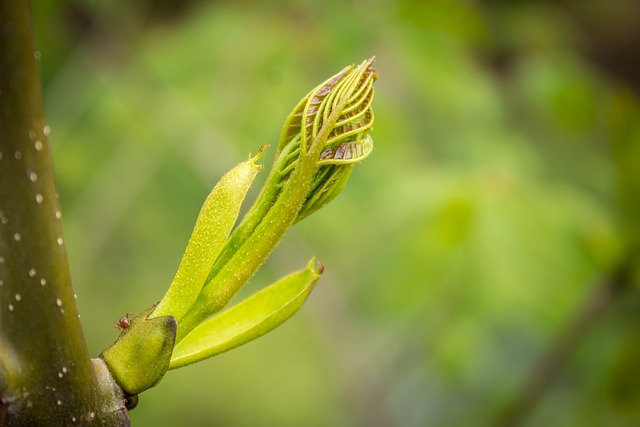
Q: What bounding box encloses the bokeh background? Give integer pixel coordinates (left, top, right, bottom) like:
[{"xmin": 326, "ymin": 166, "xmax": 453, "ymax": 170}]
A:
[{"xmin": 30, "ymin": 0, "xmax": 640, "ymax": 426}]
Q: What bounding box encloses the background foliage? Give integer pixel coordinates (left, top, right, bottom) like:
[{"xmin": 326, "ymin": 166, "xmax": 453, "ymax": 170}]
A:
[{"xmin": 30, "ymin": 0, "xmax": 640, "ymax": 426}]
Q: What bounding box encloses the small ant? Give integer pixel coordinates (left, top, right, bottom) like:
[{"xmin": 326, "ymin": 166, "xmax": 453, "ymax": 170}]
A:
[{"xmin": 114, "ymin": 313, "xmax": 133, "ymax": 331}]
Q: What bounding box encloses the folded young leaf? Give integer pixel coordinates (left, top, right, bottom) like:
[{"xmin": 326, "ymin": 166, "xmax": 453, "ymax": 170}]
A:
[
  {"xmin": 296, "ymin": 164, "xmax": 354, "ymax": 223},
  {"xmin": 318, "ymin": 134, "xmax": 373, "ymax": 165},
  {"xmin": 169, "ymin": 259, "xmax": 323, "ymax": 370},
  {"xmin": 152, "ymin": 149, "xmax": 264, "ymax": 322},
  {"xmin": 175, "ymin": 58, "xmax": 377, "ymax": 337}
]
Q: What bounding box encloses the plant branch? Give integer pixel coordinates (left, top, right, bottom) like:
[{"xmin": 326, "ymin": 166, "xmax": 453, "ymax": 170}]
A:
[{"xmin": 0, "ymin": 2, "xmax": 128, "ymax": 424}]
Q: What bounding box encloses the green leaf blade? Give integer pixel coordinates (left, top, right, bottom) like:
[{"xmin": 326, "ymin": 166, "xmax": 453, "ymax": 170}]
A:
[
  {"xmin": 169, "ymin": 259, "xmax": 322, "ymax": 370},
  {"xmin": 152, "ymin": 151, "xmax": 263, "ymax": 321}
]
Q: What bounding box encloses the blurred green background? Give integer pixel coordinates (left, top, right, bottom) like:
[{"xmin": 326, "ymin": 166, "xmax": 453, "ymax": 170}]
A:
[{"xmin": 30, "ymin": 0, "xmax": 640, "ymax": 426}]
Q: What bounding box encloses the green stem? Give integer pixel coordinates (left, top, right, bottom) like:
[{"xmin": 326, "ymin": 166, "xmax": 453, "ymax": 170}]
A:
[
  {"xmin": 204, "ymin": 140, "xmax": 299, "ymax": 283},
  {"xmin": 0, "ymin": 2, "xmax": 128, "ymax": 424},
  {"xmin": 177, "ymin": 144, "xmax": 321, "ymax": 340}
]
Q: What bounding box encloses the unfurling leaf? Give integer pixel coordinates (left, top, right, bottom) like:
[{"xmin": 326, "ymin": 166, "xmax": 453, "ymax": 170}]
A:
[
  {"xmin": 102, "ymin": 58, "xmax": 377, "ymax": 394},
  {"xmin": 176, "ymin": 58, "xmax": 377, "ymax": 336}
]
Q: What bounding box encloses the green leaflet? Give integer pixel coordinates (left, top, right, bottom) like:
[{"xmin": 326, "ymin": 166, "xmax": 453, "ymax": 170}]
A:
[
  {"xmin": 169, "ymin": 259, "xmax": 323, "ymax": 370},
  {"xmin": 151, "ymin": 149, "xmax": 264, "ymax": 322}
]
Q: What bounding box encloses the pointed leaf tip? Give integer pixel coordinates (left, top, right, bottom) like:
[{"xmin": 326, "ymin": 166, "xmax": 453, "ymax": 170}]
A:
[{"xmin": 250, "ymin": 144, "xmax": 269, "ymax": 163}]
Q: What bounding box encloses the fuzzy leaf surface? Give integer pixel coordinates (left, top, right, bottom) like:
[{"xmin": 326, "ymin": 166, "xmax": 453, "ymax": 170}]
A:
[
  {"xmin": 152, "ymin": 152, "xmax": 263, "ymax": 321},
  {"xmin": 169, "ymin": 260, "xmax": 322, "ymax": 369}
]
